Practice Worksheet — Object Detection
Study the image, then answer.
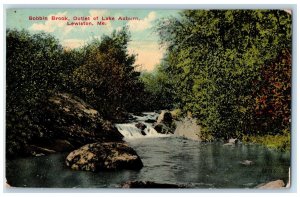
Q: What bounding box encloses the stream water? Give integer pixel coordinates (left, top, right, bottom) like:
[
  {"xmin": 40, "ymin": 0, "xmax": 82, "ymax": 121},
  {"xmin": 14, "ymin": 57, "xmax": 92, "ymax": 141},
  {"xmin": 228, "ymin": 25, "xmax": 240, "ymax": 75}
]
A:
[{"xmin": 6, "ymin": 112, "xmax": 290, "ymax": 188}]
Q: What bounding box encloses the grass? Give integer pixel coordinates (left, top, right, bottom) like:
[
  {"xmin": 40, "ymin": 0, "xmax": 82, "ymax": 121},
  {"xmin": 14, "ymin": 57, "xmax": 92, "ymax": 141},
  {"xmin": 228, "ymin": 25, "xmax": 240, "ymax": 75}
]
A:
[{"xmin": 242, "ymin": 129, "xmax": 291, "ymax": 152}]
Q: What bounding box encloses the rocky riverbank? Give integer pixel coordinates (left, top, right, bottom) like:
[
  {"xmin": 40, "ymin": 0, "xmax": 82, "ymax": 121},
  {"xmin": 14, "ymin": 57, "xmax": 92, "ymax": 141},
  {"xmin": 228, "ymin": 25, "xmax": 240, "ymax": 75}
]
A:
[
  {"xmin": 6, "ymin": 97, "xmax": 291, "ymax": 188},
  {"xmin": 6, "ymin": 93, "xmax": 186, "ymax": 174},
  {"xmin": 6, "ymin": 92, "xmax": 146, "ymax": 173}
]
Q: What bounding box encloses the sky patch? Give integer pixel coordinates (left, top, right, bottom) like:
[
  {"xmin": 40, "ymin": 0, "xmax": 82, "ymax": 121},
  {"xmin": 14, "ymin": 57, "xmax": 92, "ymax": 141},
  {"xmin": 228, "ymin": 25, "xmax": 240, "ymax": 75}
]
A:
[{"xmin": 6, "ymin": 9, "xmax": 180, "ymax": 71}]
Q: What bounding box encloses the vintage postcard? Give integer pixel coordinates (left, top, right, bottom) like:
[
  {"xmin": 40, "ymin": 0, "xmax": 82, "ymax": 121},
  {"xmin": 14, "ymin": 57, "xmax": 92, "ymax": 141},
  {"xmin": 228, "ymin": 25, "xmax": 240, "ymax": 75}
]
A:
[{"xmin": 5, "ymin": 7, "xmax": 292, "ymax": 189}]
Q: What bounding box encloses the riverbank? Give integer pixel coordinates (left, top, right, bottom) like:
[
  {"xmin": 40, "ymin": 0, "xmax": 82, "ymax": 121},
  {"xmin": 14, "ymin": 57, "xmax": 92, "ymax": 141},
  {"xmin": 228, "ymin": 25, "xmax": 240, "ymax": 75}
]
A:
[
  {"xmin": 242, "ymin": 130, "xmax": 291, "ymax": 152},
  {"xmin": 6, "ymin": 112, "xmax": 290, "ymax": 188},
  {"xmin": 169, "ymin": 109, "xmax": 291, "ymax": 152}
]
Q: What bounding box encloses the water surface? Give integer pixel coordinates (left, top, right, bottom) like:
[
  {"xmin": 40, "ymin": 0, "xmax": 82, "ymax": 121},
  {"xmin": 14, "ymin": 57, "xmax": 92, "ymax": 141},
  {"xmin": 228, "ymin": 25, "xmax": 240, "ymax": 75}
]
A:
[{"xmin": 6, "ymin": 136, "xmax": 290, "ymax": 188}]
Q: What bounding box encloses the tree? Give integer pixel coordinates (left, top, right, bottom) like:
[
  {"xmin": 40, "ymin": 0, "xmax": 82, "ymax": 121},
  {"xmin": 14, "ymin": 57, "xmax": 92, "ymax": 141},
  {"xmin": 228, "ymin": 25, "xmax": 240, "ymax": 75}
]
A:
[
  {"xmin": 6, "ymin": 29, "xmax": 64, "ymax": 109},
  {"xmin": 140, "ymin": 63, "xmax": 177, "ymax": 110},
  {"xmin": 6, "ymin": 29, "xmax": 64, "ymax": 156},
  {"xmin": 156, "ymin": 10, "xmax": 291, "ymax": 139},
  {"xmin": 253, "ymin": 49, "xmax": 291, "ymax": 135},
  {"xmin": 71, "ymin": 27, "xmax": 144, "ymax": 118}
]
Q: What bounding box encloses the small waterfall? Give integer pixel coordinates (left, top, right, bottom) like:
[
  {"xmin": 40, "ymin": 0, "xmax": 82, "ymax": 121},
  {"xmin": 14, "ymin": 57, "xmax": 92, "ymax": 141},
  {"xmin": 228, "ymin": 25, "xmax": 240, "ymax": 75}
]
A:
[
  {"xmin": 115, "ymin": 112, "xmax": 171, "ymax": 140},
  {"xmin": 115, "ymin": 124, "xmax": 144, "ymax": 138}
]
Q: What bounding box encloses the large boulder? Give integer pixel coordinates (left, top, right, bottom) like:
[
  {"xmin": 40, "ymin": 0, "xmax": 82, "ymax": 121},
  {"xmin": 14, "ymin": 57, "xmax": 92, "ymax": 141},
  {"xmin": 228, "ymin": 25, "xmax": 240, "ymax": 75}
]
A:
[
  {"xmin": 153, "ymin": 110, "xmax": 176, "ymax": 134},
  {"xmin": 156, "ymin": 110, "xmax": 173, "ymax": 125},
  {"xmin": 174, "ymin": 117, "xmax": 202, "ymax": 141},
  {"xmin": 65, "ymin": 142, "xmax": 143, "ymax": 171},
  {"xmin": 6, "ymin": 93, "xmax": 124, "ymax": 158},
  {"xmin": 36, "ymin": 93, "xmax": 123, "ymax": 147}
]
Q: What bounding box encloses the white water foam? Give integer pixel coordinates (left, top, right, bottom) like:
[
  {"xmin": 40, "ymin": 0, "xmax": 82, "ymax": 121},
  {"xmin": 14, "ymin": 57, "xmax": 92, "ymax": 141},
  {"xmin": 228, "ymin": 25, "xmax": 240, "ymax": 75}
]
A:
[
  {"xmin": 131, "ymin": 112, "xmax": 159, "ymax": 121},
  {"xmin": 115, "ymin": 112, "xmax": 171, "ymax": 140}
]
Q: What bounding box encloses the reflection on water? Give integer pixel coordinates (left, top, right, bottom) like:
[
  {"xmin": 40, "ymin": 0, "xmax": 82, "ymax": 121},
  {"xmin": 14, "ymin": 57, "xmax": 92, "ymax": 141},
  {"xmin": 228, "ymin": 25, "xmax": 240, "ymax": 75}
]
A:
[{"xmin": 6, "ymin": 137, "xmax": 290, "ymax": 188}]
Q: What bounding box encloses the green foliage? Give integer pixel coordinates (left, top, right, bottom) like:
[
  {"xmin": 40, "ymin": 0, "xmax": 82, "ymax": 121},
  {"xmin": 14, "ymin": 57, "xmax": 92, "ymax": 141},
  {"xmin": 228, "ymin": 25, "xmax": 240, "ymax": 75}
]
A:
[
  {"xmin": 70, "ymin": 27, "xmax": 144, "ymax": 118},
  {"xmin": 6, "ymin": 29, "xmax": 64, "ymax": 156},
  {"xmin": 156, "ymin": 10, "xmax": 292, "ymax": 141},
  {"xmin": 6, "ymin": 29, "xmax": 64, "ymax": 109},
  {"xmin": 170, "ymin": 109, "xmax": 183, "ymax": 120},
  {"xmin": 59, "ymin": 48, "xmax": 87, "ymax": 92},
  {"xmin": 242, "ymin": 129, "xmax": 290, "ymax": 151},
  {"xmin": 139, "ymin": 63, "xmax": 177, "ymax": 110},
  {"xmin": 6, "ymin": 10, "xmax": 292, "ymax": 156},
  {"xmin": 6, "ymin": 28, "xmax": 148, "ymax": 156}
]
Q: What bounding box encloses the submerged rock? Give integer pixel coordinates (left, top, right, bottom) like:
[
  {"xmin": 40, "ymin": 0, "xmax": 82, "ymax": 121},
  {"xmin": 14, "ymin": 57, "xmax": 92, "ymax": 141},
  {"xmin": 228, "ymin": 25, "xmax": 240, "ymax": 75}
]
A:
[
  {"xmin": 121, "ymin": 181, "xmax": 187, "ymax": 188},
  {"xmin": 257, "ymin": 180, "xmax": 285, "ymax": 189},
  {"xmin": 135, "ymin": 123, "xmax": 147, "ymax": 135},
  {"xmin": 135, "ymin": 123, "xmax": 147, "ymax": 131},
  {"xmin": 65, "ymin": 142, "xmax": 143, "ymax": 172},
  {"xmin": 153, "ymin": 123, "xmax": 163, "ymax": 133}
]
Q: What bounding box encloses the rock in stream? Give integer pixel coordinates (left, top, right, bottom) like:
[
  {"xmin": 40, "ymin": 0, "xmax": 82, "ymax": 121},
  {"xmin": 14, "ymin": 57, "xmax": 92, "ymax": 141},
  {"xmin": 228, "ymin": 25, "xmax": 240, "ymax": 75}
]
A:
[{"xmin": 65, "ymin": 142, "xmax": 143, "ymax": 172}]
